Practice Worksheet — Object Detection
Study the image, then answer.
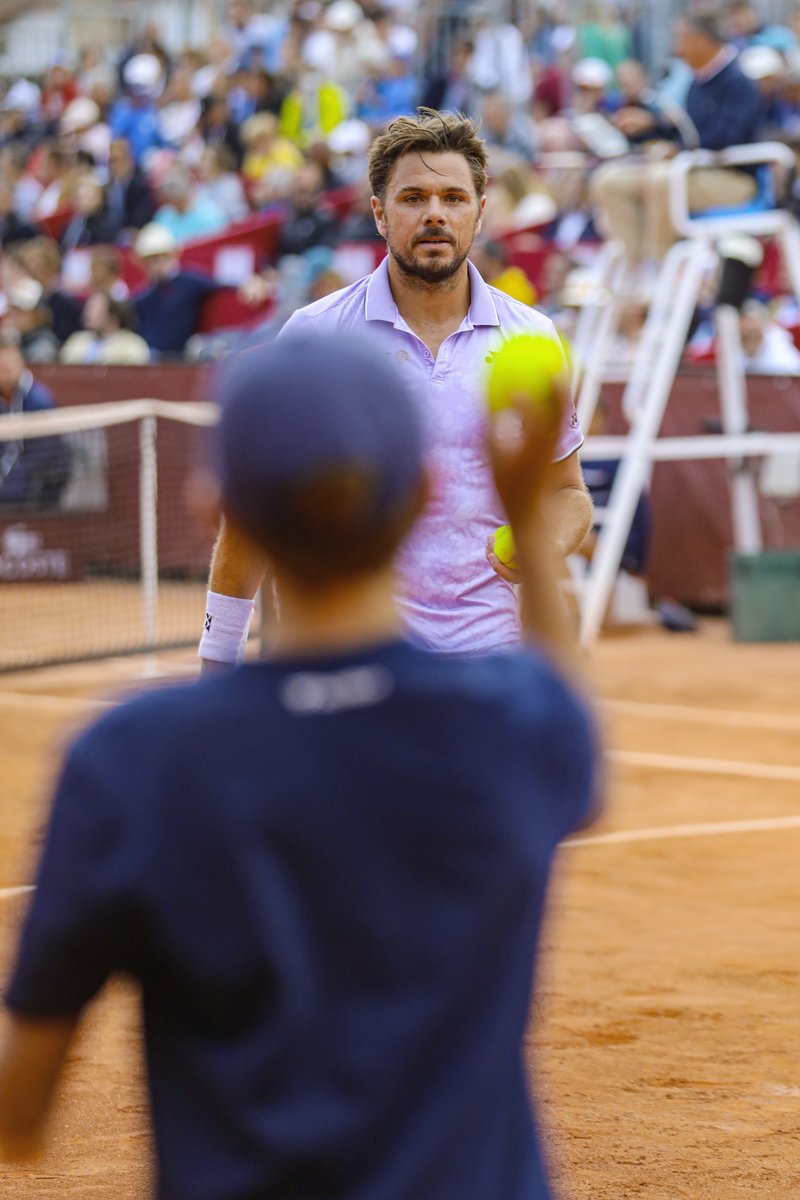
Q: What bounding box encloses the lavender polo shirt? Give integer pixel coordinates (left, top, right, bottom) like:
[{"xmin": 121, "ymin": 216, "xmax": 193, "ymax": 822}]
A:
[{"xmin": 281, "ymin": 258, "xmax": 583, "ymax": 653}]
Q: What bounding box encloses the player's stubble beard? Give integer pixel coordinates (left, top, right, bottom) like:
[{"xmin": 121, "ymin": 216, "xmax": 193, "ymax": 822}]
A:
[{"xmin": 385, "ymin": 216, "xmax": 480, "ymax": 286}]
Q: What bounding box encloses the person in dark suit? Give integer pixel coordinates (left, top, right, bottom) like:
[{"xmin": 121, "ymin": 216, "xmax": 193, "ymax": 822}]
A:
[
  {"xmin": 0, "ymin": 180, "xmax": 38, "ymax": 248},
  {"xmin": 105, "ymin": 137, "xmax": 155, "ymax": 234},
  {"xmin": 0, "ymin": 334, "xmax": 71, "ymax": 507},
  {"xmin": 275, "ymin": 163, "xmax": 338, "ymax": 260},
  {"xmin": 60, "ymin": 176, "xmax": 121, "ymax": 250},
  {"xmin": 18, "ymin": 237, "xmax": 84, "ymax": 344},
  {"xmin": 421, "ymin": 39, "xmax": 477, "ymax": 118}
]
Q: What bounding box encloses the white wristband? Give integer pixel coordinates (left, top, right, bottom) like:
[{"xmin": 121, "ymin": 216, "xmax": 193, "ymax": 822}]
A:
[{"xmin": 198, "ymin": 591, "xmax": 255, "ymax": 664}]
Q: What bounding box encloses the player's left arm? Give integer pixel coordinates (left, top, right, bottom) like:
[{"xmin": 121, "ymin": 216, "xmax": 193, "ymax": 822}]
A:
[
  {"xmin": 0, "ymin": 1012, "xmax": 78, "ymax": 1160},
  {"xmin": 542, "ymin": 450, "xmax": 594, "ymax": 558}
]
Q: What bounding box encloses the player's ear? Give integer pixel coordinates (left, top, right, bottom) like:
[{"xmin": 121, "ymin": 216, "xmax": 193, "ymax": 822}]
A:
[
  {"xmin": 371, "ymin": 195, "xmax": 387, "ymax": 238},
  {"xmin": 474, "ymin": 194, "xmax": 487, "ymax": 239}
]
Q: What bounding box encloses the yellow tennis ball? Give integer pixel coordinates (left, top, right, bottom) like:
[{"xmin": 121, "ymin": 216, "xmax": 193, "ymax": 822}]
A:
[
  {"xmin": 493, "ymin": 523, "xmax": 517, "ymax": 569},
  {"xmin": 485, "ymin": 332, "xmax": 568, "ymax": 413}
]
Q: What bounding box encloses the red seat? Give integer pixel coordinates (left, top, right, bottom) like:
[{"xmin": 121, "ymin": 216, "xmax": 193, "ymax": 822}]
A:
[
  {"xmin": 37, "ymin": 205, "xmax": 75, "ymax": 242},
  {"xmin": 196, "ymin": 288, "xmax": 274, "ymax": 333}
]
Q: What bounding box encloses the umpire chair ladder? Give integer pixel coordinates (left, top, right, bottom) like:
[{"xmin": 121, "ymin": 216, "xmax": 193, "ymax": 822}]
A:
[{"xmin": 574, "ymin": 142, "xmax": 800, "ymax": 646}]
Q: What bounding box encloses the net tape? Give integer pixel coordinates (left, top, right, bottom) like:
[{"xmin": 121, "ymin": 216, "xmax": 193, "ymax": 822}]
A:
[{"xmin": 0, "ymin": 399, "xmax": 218, "ymax": 441}]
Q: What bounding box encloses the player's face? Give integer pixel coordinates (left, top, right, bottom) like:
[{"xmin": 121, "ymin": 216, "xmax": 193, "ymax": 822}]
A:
[{"xmin": 372, "ymin": 151, "xmax": 485, "ymax": 285}]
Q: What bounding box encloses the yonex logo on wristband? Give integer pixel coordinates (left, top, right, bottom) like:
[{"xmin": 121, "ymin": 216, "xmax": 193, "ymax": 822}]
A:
[{"xmin": 204, "ymin": 614, "xmax": 212, "ymax": 632}]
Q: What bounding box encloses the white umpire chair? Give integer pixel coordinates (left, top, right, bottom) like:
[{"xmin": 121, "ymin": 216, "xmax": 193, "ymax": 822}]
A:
[{"xmin": 573, "ymin": 141, "xmax": 800, "ymax": 646}]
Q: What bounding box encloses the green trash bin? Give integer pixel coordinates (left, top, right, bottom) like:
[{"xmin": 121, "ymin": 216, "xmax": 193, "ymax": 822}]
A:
[{"xmin": 730, "ymin": 551, "xmax": 800, "ymax": 642}]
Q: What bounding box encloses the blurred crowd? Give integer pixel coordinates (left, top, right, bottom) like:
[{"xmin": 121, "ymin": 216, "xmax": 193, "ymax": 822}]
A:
[{"xmin": 0, "ymin": 0, "xmax": 800, "ymax": 372}]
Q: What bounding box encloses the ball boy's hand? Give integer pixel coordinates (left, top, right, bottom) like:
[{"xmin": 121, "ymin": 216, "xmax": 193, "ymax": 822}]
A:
[{"xmin": 486, "ymin": 382, "xmax": 567, "ymax": 539}]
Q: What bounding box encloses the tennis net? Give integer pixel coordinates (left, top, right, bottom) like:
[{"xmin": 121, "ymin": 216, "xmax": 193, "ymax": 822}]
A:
[{"xmin": 0, "ymin": 398, "xmax": 230, "ymax": 671}]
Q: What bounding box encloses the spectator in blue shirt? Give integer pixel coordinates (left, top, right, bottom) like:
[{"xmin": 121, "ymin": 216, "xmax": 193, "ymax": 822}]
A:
[
  {"xmin": 109, "ymin": 53, "xmax": 166, "ymax": 164},
  {"xmin": 132, "ymin": 223, "xmax": 272, "ymax": 358},
  {"xmin": 131, "ymin": 222, "xmax": 220, "ymax": 358},
  {"xmin": 152, "ymin": 164, "xmax": 228, "ymax": 244}
]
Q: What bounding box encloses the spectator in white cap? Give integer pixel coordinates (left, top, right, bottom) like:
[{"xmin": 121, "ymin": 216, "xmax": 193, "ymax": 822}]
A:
[
  {"xmin": 571, "ymin": 57, "xmax": 615, "ymax": 112},
  {"xmin": 60, "ymin": 97, "xmax": 111, "ymax": 165},
  {"xmin": 326, "ymin": 117, "xmax": 371, "ymax": 184},
  {"xmin": 132, "ymin": 222, "xmax": 270, "ymax": 358},
  {"xmin": 4, "ymin": 277, "xmax": 61, "ymax": 363},
  {"xmin": 117, "ymin": 21, "xmax": 172, "ymax": 88},
  {"xmin": 131, "ymin": 222, "xmax": 214, "ymax": 357},
  {"xmin": 738, "ymin": 44, "xmax": 788, "ymax": 134},
  {"xmin": 0, "ymin": 81, "xmax": 43, "ymax": 154},
  {"xmin": 109, "ymin": 53, "xmax": 166, "ymax": 163}
]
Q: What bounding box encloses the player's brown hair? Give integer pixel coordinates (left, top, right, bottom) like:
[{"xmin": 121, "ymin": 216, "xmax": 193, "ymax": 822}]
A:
[{"xmin": 368, "ymin": 108, "xmax": 488, "ymax": 201}]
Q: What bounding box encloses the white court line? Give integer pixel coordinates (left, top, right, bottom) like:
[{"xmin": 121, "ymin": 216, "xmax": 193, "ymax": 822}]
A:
[
  {"xmin": 3, "ymin": 745, "xmax": 799, "ymax": 902},
  {"xmin": 604, "ymin": 699, "xmax": 800, "ymax": 733},
  {"xmin": 609, "ymin": 749, "xmax": 800, "ymax": 784},
  {"xmin": 0, "ymin": 691, "xmax": 109, "ymax": 715},
  {"xmin": 0, "ymin": 885, "xmax": 34, "ymax": 899},
  {"xmin": 567, "ymin": 814, "xmax": 800, "ymax": 848}
]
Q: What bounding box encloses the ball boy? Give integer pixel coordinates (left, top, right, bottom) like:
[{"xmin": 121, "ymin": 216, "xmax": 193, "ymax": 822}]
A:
[{"xmin": 0, "ymin": 332, "xmax": 598, "ymax": 1200}]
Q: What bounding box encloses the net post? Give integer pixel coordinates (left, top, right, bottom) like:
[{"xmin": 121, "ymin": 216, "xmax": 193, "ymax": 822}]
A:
[{"xmin": 139, "ymin": 415, "xmax": 158, "ymax": 649}]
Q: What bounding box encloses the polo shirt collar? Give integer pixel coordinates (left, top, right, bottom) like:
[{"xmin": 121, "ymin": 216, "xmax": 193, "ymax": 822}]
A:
[
  {"xmin": 694, "ymin": 45, "xmax": 736, "ymax": 83},
  {"xmin": 365, "ymin": 257, "xmax": 500, "ymax": 329}
]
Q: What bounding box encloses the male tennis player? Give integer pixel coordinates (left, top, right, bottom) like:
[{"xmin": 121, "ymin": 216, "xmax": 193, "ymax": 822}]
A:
[
  {"xmin": 0, "ymin": 332, "xmax": 598, "ymax": 1200},
  {"xmin": 199, "ymin": 108, "xmax": 593, "ymax": 667}
]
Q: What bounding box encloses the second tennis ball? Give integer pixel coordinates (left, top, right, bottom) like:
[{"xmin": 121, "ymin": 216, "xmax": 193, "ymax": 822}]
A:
[
  {"xmin": 485, "ymin": 332, "xmax": 567, "ymax": 413},
  {"xmin": 493, "ymin": 524, "xmax": 517, "ymax": 570}
]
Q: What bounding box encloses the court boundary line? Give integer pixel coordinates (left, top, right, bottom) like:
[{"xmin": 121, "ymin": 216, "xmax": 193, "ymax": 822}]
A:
[
  {"xmin": 0, "ymin": 692, "xmax": 110, "ymax": 714},
  {"xmin": 604, "ymin": 699, "xmax": 800, "ymax": 733},
  {"xmin": 608, "ymin": 749, "xmax": 800, "ymax": 784},
  {"xmin": 566, "ymin": 814, "xmax": 800, "ymax": 847},
  {"xmin": 5, "ymin": 810, "xmax": 800, "ymax": 899}
]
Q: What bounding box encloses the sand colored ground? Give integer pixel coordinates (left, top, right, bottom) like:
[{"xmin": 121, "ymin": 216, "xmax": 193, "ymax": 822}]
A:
[{"xmin": 1, "ymin": 621, "xmax": 799, "ymax": 1197}]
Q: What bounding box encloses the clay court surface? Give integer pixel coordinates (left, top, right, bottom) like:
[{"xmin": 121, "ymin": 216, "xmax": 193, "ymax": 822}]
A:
[{"xmin": 1, "ymin": 621, "xmax": 799, "ymax": 1198}]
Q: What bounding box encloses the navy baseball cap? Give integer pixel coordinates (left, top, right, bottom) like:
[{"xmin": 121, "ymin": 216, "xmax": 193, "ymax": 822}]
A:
[{"xmin": 215, "ymin": 330, "xmax": 424, "ymax": 545}]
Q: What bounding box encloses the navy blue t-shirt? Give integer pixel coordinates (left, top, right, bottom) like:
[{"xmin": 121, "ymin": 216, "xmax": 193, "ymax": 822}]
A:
[{"xmin": 6, "ymin": 640, "xmax": 597, "ymax": 1200}]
